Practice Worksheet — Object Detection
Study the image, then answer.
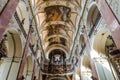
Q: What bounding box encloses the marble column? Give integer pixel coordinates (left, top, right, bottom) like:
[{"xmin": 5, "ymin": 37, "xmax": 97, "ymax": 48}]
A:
[{"xmin": 0, "ymin": 0, "xmax": 19, "ymax": 40}]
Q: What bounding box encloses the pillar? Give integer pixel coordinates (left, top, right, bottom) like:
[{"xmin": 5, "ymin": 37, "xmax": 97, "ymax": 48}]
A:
[
  {"xmin": 0, "ymin": 0, "xmax": 19, "ymax": 40},
  {"xmin": 31, "ymin": 60, "xmax": 36, "ymax": 80},
  {"xmin": 0, "ymin": 57, "xmax": 21, "ymax": 80},
  {"xmin": 94, "ymin": 57, "xmax": 115, "ymax": 80},
  {"xmin": 26, "ymin": 71, "xmax": 32, "ymax": 80},
  {"xmin": 0, "ymin": 58, "xmax": 12, "ymax": 80},
  {"xmin": 95, "ymin": 0, "xmax": 120, "ymax": 49},
  {"xmin": 83, "ymin": 28, "xmax": 98, "ymax": 79},
  {"xmin": 38, "ymin": 69, "xmax": 41, "ymax": 80},
  {"xmin": 17, "ymin": 26, "xmax": 32, "ymax": 80},
  {"xmin": 7, "ymin": 57, "xmax": 21, "ymax": 80}
]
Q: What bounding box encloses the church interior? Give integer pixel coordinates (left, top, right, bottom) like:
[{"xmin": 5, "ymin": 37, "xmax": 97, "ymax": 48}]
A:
[{"xmin": 0, "ymin": 0, "xmax": 120, "ymax": 80}]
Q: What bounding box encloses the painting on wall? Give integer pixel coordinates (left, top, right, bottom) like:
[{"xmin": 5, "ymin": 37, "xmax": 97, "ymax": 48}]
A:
[
  {"xmin": 45, "ymin": 6, "xmax": 70, "ymax": 22},
  {"xmin": 47, "ymin": 24, "xmax": 66, "ymax": 36}
]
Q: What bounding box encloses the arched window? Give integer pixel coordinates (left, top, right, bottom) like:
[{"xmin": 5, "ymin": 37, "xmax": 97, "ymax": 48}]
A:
[{"xmin": 86, "ymin": 2, "xmax": 101, "ymax": 37}]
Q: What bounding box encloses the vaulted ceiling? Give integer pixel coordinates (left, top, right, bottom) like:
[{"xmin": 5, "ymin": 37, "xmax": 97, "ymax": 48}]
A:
[{"xmin": 28, "ymin": 0, "xmax": 82, "ymax": 60}]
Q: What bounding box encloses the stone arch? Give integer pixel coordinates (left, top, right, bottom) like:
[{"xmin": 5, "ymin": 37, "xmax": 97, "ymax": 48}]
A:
[
  {"xmin": 0, "ymin": 28, "xmax": 23, "ymax": 80},
  {"xmin": 45, "ymin": 46, "xmax": 68, "ymax": 60},
  {"xmin": 4, "ymin": 28, "xmax": 22, "ymax": 58},
  {"xmin": 93, "ymin": 29, "xmax": 118, "ymax": 80},
  {"xmin": 93, "ymin": 29, "xmax": 114, "ymax": 56},
  {"xmin": 86, "ymin": 2, "xmax": 101, "ymax": 29}
]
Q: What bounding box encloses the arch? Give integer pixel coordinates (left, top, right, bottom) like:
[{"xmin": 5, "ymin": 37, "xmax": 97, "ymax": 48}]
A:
[
  {"xmin": 86, "ymin": 2, "xmax": 101, "ymax": 28},
  {"xmin": 41, "ymin": 31, "xmax": 71, "ymax": 43},
  {"xmin": 40, "ymin": 21, "xmax": 75, "ymax": 32},
  {"xmin": 93, "ymin": 29, "xmax": 118, "ymax": 80},
  {"xmin": 0, "ymin": 28, "xmax": 23, "ymax": 80},
  {"xmin": 45, "ymin": 45, "xmax": 69, "ymax": 60},
  {"xmin": 93, "ymin": 29, "xmax": 113, "ymax": 56},
  {"xmin": 36, "ymin": 1, "xmax": 79, "ymax": 13},
  {"xmin": 4, "ymin": 28, "xmax": 22, "ymax": 58}
]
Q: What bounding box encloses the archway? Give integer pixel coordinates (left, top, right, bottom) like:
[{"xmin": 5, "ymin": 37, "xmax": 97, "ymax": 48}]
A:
[
  {"xmin": 0, "ymin": 28, "xmax": 22, "ymax": 80},
  {"xmin": 93, "ymin": 29, "xmax": 118, "ymax": 80},
  {"xmin": 86, "ymin": 2, "xmax": 101, "ymax": 27}
]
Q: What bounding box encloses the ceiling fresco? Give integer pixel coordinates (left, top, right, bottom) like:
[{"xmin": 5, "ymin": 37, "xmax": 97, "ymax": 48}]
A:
[{"xmin": 30, "ymin": 0, "xmax": 81, "ymax": 80}]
